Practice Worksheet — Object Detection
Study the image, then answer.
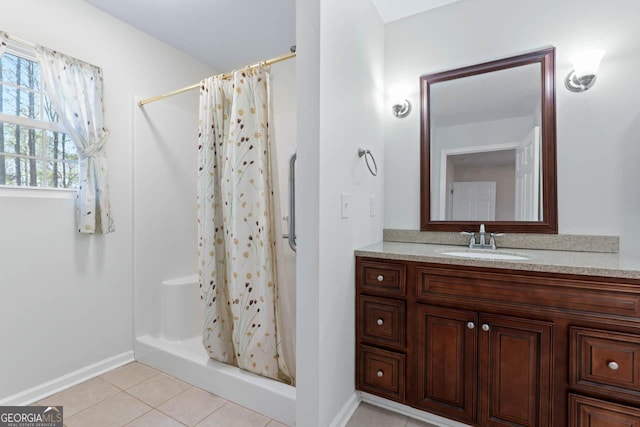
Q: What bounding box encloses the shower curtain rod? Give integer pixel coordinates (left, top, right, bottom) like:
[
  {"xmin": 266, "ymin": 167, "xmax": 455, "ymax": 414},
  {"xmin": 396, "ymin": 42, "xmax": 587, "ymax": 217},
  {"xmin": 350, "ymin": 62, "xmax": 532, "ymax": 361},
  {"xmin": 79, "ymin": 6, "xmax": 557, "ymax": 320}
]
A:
[{"xmin": 138, "ymin": 50, "xmax": 297, "ymax": 106}]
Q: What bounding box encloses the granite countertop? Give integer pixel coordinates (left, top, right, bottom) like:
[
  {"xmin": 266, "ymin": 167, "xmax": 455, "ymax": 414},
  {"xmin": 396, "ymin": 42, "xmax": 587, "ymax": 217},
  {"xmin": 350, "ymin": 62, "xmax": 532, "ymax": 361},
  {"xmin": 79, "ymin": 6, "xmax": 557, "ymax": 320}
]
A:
[{"xmin": 355, "ymin": 241, "xmax": 640, "ymax": 280}]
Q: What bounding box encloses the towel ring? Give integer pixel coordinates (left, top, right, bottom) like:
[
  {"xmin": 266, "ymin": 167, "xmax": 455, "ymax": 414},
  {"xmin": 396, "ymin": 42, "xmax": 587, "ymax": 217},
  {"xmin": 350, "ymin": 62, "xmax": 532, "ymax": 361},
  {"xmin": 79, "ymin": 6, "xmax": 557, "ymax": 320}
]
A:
[{"xmin": 358, "ymin": 148, "xmax": 378, "ymax": 176}]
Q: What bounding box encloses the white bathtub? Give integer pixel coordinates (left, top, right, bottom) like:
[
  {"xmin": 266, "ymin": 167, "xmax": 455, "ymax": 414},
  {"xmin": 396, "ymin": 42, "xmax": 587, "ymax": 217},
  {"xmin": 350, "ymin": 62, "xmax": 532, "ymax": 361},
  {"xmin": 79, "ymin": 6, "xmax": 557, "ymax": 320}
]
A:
[{"xmin": 135, "ymin": 275, "xmax": 295, "ymax": 425}]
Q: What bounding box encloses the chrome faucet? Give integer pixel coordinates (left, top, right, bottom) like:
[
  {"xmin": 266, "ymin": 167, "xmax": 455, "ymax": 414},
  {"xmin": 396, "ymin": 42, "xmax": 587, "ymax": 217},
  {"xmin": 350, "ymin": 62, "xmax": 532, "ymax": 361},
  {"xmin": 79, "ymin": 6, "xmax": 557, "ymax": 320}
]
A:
[
  {"xmin": 478, "ymin": 223, "xmax": 486, "ymax": 247},
  {"xmin": 460, "ymin": 224, "xmax": 505, "ymax": 250}
]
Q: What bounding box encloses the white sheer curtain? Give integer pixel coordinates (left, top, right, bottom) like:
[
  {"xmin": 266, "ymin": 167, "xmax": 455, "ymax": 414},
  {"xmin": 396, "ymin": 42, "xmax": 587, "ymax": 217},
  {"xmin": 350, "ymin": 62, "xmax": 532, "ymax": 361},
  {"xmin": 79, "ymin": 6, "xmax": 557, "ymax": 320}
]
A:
[
  {"xmin": 36, "ymin": 47, "xmax": 114, "ymax": 234},
  {"xmin": 198, "ymin": 67, "xmax": 293, "ymax": 384}
]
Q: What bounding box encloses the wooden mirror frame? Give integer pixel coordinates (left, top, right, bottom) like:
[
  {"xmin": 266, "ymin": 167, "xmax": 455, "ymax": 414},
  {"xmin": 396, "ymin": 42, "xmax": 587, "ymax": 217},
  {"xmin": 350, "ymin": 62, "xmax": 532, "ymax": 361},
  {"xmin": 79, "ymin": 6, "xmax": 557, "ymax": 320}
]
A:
[{"xmin": 420, "ymin": 47, "xmax": 557, "ymax": 233}]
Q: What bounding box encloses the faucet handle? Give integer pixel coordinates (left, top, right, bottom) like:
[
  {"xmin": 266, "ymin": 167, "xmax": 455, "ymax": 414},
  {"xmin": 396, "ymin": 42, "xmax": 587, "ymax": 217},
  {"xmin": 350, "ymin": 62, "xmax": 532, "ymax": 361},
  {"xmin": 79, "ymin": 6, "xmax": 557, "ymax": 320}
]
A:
[
  {"xmin": 460, "ymin": 231, "xmax": 476, "ymax": 248},
  {"xmin": 489, "ymin": 232, "xmax": 505, "ymax": 250}
]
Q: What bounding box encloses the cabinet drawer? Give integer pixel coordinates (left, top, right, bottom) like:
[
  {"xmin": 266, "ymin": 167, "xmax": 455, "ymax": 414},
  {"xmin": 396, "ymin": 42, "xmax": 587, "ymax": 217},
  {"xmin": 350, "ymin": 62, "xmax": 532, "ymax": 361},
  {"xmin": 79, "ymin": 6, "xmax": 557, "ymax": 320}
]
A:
[
  {"xmin": 359, "ymin": 296, "xmax": 405, "ymax": 349},
  {"xmin": 417, "ymin": 267, "xmax": 640, "ymax": 317},
  {"xmin": 357, "ymin": 345, "xmax": 405, "ymax": 403},
  {"xmin": 570, "ymin": 327, "xmax": 640, "ymax": 398},
  {"xmin": 569, "ymin": 394, "xmax": 640, "ymax": 426},
  {"xmin": 360, "ymin": 260, "xmax": 406, "ymax": 297}
]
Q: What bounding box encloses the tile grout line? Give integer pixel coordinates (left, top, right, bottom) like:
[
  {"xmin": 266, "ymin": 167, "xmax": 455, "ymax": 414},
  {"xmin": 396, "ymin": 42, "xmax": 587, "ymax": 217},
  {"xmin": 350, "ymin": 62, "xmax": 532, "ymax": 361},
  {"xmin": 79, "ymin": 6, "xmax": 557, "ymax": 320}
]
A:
[
  {"xmin": 123, "ymin": 405, "xmax": 187, "ymax": 427},
  {"xmin": 120, "ymin": 372, "xmax": 191, "ymax": 408},
  {"xmin": 101, "ymin": 371, "xmax": 162, "ymax": 392},
  {"xmin": 154, "ymin": 388, "xmax": 230, "ymax": 427},
  {"xmin": 49, "ymin": 377, "xmax": 121, "ymax": 422},
  {"xmin": 64, "ymin": 390, "xmax": 153, "ymax": 426},
  {"xmin": 118, "ymin": 406, "xmax": 156, "ymax": 427},
  {"xmin": 190, "ymin": 401, "xmax": 230, "ymax": 426}
]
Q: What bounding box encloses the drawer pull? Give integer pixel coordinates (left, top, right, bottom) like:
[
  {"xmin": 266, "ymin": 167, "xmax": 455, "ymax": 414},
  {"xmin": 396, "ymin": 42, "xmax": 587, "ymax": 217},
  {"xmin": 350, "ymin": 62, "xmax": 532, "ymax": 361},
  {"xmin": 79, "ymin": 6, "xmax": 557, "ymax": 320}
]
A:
[
  {"xmin": 376, "ymin": 370, "xmax": 384, "ymax": 378},
  {"xmin": 377, "ymin": 275, "xmax": 384, "ymax": 282},
  {"xmin": 376, "ymin": 318, "xmax": 384, "ymax": 326},
  {"xmin": 467, "ymin": 322, "xmax": 475, "ymax": 330},
  {"xmin": 481, "ymin": 324, "xmax": 490, "ymax": 332},
  {"xmin": 608, "ymin": 361, "xmax": 620, "ymax": 370}
]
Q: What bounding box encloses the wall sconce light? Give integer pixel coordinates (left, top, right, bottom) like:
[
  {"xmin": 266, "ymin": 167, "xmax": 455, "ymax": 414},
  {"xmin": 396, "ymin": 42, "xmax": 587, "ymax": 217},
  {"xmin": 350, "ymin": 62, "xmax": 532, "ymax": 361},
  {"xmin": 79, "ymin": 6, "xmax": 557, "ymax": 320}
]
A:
[
  {"xmin": 565, "ymin": 49, "xmax": 605, "ymax": 92},
  {"xmin": 392, "ymin": 99, "xmax": 412, "ymax": 118}
]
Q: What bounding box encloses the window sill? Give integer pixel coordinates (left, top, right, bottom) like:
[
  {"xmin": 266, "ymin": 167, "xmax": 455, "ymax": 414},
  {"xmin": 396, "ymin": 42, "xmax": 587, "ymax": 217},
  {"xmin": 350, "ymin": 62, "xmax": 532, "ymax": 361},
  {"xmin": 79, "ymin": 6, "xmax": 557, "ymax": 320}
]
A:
[{"xmin": 0, "ymin": 185, "xmax": 76, "ymax": 199}]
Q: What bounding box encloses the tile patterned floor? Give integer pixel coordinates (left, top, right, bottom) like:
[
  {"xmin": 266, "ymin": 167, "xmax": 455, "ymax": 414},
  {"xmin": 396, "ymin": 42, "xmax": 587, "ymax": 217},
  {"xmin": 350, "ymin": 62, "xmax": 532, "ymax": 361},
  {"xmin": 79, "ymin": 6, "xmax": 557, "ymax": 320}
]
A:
[
  {"xmin": 346, "ymin": 403, "xmax": 437, "ymax": 427},
  {"xmin": 34, "ymin": 362, "xmax": 286, "ymax": 427},
  {"xmin": 33, "ymin": 362, "xmax": 437, "ymax": 427}
]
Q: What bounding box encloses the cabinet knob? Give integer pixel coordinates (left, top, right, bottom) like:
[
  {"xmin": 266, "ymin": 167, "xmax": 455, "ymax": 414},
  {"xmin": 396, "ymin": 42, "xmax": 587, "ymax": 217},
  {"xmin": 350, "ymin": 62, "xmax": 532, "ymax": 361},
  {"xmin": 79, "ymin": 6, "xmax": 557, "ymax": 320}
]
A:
[
  {"xmin": 608, "ymin": 361, "xmax": 620, "ymax": 370},
  {"xmin": 377, "ymin": 275, "xmax": 384, "ymax": 282},
  {"xmin": 376, "ymin": 370, "xmax": 384, "ymax": 378},
  {"xmin": 467, "ymin": 322, "xmax": 475, "ymax": 330},
  {"xmin": 481, "ymin": 324, "xmax": 490, "ymax": 332},
  {"xmin": 376, "ymin": 318, "xmax": 384, "ymax": 326}
]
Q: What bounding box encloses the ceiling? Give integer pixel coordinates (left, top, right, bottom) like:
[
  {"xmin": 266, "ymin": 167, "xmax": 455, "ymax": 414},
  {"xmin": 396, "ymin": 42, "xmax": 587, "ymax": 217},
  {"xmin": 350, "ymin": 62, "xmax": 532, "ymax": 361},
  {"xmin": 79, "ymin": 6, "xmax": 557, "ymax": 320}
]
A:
[
  {"xmin": 84, "ymin": 0, "xmax": 461, "ymax": 70},
  {"xmin": 84, "ymin": 0, "xmax": 296, "ymax": 71},
  {"xmin": 372, "ymin": 0, "xmax": 460, "ymax": 23}
]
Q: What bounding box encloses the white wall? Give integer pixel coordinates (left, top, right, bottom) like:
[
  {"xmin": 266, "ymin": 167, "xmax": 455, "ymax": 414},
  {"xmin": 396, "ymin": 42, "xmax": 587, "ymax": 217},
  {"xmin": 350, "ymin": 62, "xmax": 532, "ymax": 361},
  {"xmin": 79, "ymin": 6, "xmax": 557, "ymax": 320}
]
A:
[
  {"xmin": 296, "ymin": 0, "xmax": 385, "ymax": 425},
  {"xmin": 0, "ymin": 0, "xmax": 213, "ymax": 400},
  {"xmin": 295, "ymin": 0, "xmax": 322, "ymax": 421},
  {"xmin": 384, "ymin": 0, "xmax": 640, "ymax": 256}
]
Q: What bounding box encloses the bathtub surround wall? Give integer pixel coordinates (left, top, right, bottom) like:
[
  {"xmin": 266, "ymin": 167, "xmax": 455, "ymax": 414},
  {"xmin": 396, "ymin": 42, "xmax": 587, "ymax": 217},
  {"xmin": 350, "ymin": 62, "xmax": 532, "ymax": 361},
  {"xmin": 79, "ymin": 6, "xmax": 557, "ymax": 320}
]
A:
[
  {"xmin": 296, "ymin": 0, "xmax": 385, "ymax": 425},
  {"xmin": 383, "ymin": 0, "xmax": 640, "ymax": 256},
  {"xmin": 0, "ymin": 0, "xmax": 212, "ymax": 403},
  {"xmin": 132, "ymin": 96, "xmax": 203, "ymax": 341}
]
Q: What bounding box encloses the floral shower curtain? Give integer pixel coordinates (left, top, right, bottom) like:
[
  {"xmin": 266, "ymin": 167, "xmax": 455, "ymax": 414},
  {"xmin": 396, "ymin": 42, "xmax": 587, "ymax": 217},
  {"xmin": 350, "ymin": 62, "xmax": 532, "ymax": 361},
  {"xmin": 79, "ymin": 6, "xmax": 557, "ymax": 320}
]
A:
[
  {"xmin": 197, "ymin": 67, "xmax": 292, "ymax": 384},
  {"xmin": 36, "ymin": 47, "xmax": 114, "ymax": 234}
]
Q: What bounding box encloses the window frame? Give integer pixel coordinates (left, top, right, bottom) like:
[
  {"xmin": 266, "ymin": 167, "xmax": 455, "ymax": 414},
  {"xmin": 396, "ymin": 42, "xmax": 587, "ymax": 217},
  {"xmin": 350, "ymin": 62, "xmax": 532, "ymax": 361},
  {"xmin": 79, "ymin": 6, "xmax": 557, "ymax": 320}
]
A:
[{"xmin": 0, "ymin": 41, "xmax": 78, "ymax": 193}]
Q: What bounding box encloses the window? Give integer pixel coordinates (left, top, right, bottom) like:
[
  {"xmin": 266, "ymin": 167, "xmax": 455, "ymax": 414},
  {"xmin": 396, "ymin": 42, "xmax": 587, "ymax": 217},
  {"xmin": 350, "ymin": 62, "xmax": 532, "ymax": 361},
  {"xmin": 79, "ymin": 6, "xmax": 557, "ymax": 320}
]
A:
[{"xmin": 0, "ymin": 46, "xmax": 78, "ymax": 189}]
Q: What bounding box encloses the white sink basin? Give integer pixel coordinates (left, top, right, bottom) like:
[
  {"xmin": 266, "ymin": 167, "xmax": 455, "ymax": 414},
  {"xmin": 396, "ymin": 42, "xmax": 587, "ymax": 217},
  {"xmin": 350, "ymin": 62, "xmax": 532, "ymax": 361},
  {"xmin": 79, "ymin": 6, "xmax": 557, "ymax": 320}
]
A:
[{"xmin": 440, "ymin": 250, "xmax": 529, "ymax": 261}]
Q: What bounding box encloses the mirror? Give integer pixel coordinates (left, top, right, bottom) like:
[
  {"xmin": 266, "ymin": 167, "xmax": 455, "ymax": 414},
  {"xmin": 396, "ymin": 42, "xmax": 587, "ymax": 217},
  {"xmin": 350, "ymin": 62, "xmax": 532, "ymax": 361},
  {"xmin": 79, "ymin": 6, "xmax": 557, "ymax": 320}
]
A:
[{"xmin": 420, "ymin": 47, "xmax": 557, "ymax": 233}]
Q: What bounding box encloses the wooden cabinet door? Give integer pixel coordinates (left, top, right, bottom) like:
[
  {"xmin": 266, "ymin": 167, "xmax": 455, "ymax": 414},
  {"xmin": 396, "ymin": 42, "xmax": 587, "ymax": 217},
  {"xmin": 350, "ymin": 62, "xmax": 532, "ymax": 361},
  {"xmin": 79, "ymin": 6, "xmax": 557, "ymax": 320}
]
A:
[
  {"xmin": 416, "ymin": 305, "xmax": 477, "ymax": 423},
  {"xmin": 478, "ymin": 314, "xmax": 553, "ymax": 427}
]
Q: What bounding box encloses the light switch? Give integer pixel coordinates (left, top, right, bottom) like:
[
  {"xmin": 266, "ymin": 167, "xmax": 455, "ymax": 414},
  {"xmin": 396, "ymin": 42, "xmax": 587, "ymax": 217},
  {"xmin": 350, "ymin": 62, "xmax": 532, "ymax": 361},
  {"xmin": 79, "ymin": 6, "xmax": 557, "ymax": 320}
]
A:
[
  {"xmin": 370, "ymin": 195, "xmax": 376, "ymax": 217},
  {"xmin": 341, "ymin": 192, "xmax": 350, "ymax": 218}
]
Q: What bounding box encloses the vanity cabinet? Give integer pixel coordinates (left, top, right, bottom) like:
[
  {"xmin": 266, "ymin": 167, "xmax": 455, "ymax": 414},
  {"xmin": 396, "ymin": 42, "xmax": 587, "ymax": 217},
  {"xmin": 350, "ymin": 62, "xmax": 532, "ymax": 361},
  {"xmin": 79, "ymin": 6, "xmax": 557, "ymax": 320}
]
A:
[
  {"xmin": 355, "ymin": 256, "xmax": 640, "ymax": 427},
  {"xmin": 416, "ymin": 305, "xmax": 552, "ymax": 426}
]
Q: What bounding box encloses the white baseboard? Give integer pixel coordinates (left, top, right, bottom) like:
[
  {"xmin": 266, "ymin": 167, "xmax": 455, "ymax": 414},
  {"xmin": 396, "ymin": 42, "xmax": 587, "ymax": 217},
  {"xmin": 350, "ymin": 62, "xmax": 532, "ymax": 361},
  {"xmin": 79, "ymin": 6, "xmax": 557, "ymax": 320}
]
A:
[
  {"xmin": 329, "ymin": 392, "xmax": 361, "ymax": 427},
  {"xmin": 0, "ymin": 351, "xmax": 134, "ymax": 406},
  {"xmin": 360, "ymin": 392, "xmax": 472, "ymax": 427}
]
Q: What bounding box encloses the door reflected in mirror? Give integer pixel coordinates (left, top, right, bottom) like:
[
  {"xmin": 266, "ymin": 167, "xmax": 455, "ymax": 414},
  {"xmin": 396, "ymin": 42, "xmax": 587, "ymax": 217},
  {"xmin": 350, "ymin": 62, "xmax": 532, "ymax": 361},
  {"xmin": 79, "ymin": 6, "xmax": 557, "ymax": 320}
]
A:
[{"xmin": 420, "ymin": 47, "xmax": 557, "ymax": 233}]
